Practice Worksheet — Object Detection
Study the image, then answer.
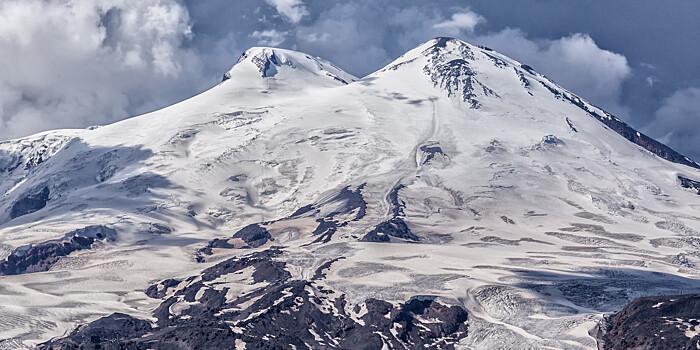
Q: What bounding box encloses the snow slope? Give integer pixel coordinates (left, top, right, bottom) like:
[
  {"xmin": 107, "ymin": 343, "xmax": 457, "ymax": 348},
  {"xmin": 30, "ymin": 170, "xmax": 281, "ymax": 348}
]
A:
[{"xmin": 1, "ymin": 39, "xmax": 699, "ymax": 349}]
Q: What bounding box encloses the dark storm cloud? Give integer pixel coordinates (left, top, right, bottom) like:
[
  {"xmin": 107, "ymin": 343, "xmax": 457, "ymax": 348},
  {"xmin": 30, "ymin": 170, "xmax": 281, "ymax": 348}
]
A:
[{"xmin": 1, "ymin": 0, "xmax": 698, "ymax": 161}]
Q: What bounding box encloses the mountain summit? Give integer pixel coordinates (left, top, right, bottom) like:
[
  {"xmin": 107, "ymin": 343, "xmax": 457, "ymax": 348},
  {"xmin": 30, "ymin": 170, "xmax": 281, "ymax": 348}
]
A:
[
  {"xmin": 1, "ymin": 38, "xmax": 699, "ymax": 349},
  {"xmin": 222, "ymin": 46, "xmax": 357, "ymax": 89}
]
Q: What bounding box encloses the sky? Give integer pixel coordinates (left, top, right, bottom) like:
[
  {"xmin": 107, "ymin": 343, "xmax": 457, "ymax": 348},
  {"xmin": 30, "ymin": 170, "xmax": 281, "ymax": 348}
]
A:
[{"xmin": 0, "ymin": 0, "xmax": 698, "ymax": 161}]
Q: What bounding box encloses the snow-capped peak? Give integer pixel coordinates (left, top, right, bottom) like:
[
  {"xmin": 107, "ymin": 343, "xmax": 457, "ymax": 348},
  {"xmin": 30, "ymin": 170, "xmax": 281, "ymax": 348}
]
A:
[
  {"xmin": 374, "ymin": 37, "xmax": 699, "ymax": 168},
  {"xmin": 3, "ymin": 36, "xmax": 700, "ymax": 349},
  {"xmin": 221, "ymin": 47, "xmax": 357, "ymax": 90}
]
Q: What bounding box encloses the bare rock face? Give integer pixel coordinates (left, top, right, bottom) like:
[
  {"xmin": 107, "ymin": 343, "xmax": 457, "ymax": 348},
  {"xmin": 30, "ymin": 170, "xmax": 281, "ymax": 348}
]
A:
[
  {"xmin": 679, "ymin": 175, "xmax": 700, "ymax": 195},
  {"xmin": 38, "ymin": 313, "xmax": 152, "ymax": 350},
  {"xmin": 0, "ymin": 225, "xmax": 116, "ymax": 275},
  {"xmin": 10, "ymin": 186, "xmax": 50, "ymax": 219},
  {"xmin": 597, "ymin": 293, "xmax": 700, "ymax": 350},
  {"xmin": 361, "ymin": 185, "xmax": 419, "ymax": 243},
  {"xmin": 422, "ymin": 37, "xmax": 498, "ymax": 109},
  {"xmin": 39, "ymin": 248, "xmax": 469, "ymax": 350}
]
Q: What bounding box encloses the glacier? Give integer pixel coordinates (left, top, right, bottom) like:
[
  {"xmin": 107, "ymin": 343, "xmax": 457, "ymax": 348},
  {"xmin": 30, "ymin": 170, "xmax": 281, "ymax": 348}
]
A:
[{"xmin": 0, "ymin": 38, "xmax": 698, "ymax": 349}]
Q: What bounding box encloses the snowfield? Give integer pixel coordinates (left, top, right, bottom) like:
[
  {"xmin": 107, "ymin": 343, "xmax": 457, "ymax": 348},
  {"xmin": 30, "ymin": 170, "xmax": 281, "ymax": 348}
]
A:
[{"xmin": 1, "ymin": 38, "xmax": 699, "ymax": 349}]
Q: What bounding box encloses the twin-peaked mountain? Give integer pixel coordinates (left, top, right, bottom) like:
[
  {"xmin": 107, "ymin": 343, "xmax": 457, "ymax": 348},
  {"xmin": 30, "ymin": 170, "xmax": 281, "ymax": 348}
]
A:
[{"xmin": 0, "ymin": 38, "xmax": 699, "ymax": 349}]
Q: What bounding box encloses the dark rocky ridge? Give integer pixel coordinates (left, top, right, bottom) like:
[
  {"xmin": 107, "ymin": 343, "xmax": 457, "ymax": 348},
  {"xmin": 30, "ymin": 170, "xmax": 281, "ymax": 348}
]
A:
[
  {"xmin": 423, "ymin": 38, "xmax": 498, "ymax": 109},
  {"xmin": 597, "ymin": 293, "xmax": 700, "ymax": 350},
  {"xmin": 40, "ymin": 248, "xmax": 469, "ymax": 349},
  {"xmin": 426, "ymin": 37, "xmax": 698, "ymax": 170},
  {"xmin": 593, "ymin": 112, "xmax": 699, "ymax": 169},
  {"xmin": 538, "ymin": 76, "xmax": 699, "ymax": 170},
  {"xmin": 0, "ymin": 225, "xmax": 116, "ymax": 275}
]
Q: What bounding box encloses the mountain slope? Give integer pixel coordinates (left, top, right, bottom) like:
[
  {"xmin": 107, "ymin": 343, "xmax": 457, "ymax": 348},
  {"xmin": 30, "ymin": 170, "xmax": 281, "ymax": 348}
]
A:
[{"xmin": 1, "ymin": 38, "xmax": 699, "ymax": 349}]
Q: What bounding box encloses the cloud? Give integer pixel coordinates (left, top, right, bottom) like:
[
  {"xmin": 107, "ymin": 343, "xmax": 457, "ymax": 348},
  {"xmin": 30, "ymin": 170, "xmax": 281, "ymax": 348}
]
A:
[
  {"xmin": 288, "ymin": 3, "xmax": 631, "ymax": 120},
  {"xmin": 472, "ymin": 30, "xmax": 632, "ymax": 118},
  {"xmin": 646, "ymin": 76, "xmax": 657, "ymax": 87},
  {"xmin": 0, "ymin": 1, "xmax": 641, "ymax": 145},
  {"xmin": 292, "ymin": 4, "xmax": 481, "ymax": 77},
  {"xmin": 251, "ymin": 29, "xmax": 288, "ymax": 46},
  {"xmin": 432, "ymin": 10, "xmax": 484, "ymax": 34},
  {"xmin": 647, "ymin": 87, "xmax": 700, "ymax": 160},
  {"xmin": 0, "ymin": 0, "xmax": 208, "ymax": 140},
  {"xmin": 264, "ymin": 0, "xmax": 308, "ymax": 24}
]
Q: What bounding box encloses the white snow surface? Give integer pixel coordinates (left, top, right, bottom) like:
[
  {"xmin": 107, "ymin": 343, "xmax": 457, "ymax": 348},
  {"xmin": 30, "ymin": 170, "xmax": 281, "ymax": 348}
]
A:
[{"xmin": 0, "ymin": 38, "xmax": 699, "ymax": 348}]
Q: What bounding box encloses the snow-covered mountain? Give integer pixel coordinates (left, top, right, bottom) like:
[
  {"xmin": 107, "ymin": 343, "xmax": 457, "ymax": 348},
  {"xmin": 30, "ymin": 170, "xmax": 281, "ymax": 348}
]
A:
[{"xmin": 1, "ymin": 38, "xmax": 699, "ymax": 349}]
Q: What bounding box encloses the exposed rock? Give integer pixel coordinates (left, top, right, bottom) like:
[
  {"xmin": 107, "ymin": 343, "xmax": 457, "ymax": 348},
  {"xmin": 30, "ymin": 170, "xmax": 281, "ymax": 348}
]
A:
[
  {"xmin": 515, "ymin": 67, "xmax": 531, "ymax": 88},
  {"xmin": 332, "ymin": 184, "xmax": 367, "ymax": 220},
  {"xmin": 362, "ymin": 185, "xmax": 420, "ymax": 242},
  {"xmin": 361, "ymin": 217, "xmax": 420, "ymax": 242},
  {"xmin": 198, "ymin": 248, "xmax": 289, "ymax": 284},
  {"xmin": 484, "ymin": 52, "xmax": 508, "ymax": 68},
  {"xmin": 201, "ymin": 184, "xmax": 368, "ymax": 255},
  {"xmin": 40, "ymin": 249, "xmax": 469, "ymax": 350},
  {"xmin": 420, "ymin": 144, "xmax": 446, "ymax": 164},
  {"xmin": 594, "ymin": 113, "xmax": 699, "ymax": 169},
  {"xmin": 288, "ymin": 203, "xmax": 314, "ymax": 218},
  {"xmin": 229, "ymin": 223, "xmax": 271, "ymax": 248},
  {"xmin": 501, "ymin": 215, "xmax": 515, "ymax": 225},
  {"xmin": 10, "ymin": 186, "xmax": 50, "ymax": 219},
  {"xmin": 388, "ymin": 185, "xmax": 406, "ymax": 216},
  {"xmin": 139, "ymin": 223, "xmax": 172, "ymax": 235},
  {"xmin": 541, "ymin": 79, "xmax": 699, "ymax": 169},
  {"xmin": 0, "ymin": 225, "xmax": 116, "ymax": 275},
  {"xmin": 520, "ymin": 64, "xmax": 536, "ymax": 75},
  {"xmin": 597, "ymin": 293, "xmax": 700, "ymax": 350},
  {"xmin": 423, "ymin": 38, "xmax": 498, "ymax": 108},
  {"xmin": 145, "ymin": 279, "xmax": 181, "ymax": 299},
  {"xmin": 678, "ymin": 175, "xmax": 700, "ymax": 195},
  {"xmin": 38, "ymin": 313, "xmax": 152, "ymax": 350},
  {"xmin": 310, "ymin": 218, "xmax": 339, "ymax": 244},
  {"xmin": 312, "ymin": 257, "xmax": 345, "ymax": 280}
]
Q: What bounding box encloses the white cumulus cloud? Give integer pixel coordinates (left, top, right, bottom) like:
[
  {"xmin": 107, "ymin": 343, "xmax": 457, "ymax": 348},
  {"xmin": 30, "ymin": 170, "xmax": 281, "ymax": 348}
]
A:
[
  {"xmin": 264, "ymin": 0, "xmax": 309, "ymax": 24},
  {"xmin": 647, "ymin": 87, "xmax": 700, "ymax": 160},
  {"xmin": 432, "ymin": 10, "xmax": 485, "ymax": 34},
  {"xmin": 0, "ymin": 0, "xmax": 207, "ymax": 140},
  {"xmin": 0, "ymin": 1, "xmax": 647, "ymax": 149},
  {"xmin": 472, "ymin": 30, "xmax": 632, "ymax": 118},
  {"xmin": 251, "ymin": 29, "xmax": 288, "ymax": 47}
]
